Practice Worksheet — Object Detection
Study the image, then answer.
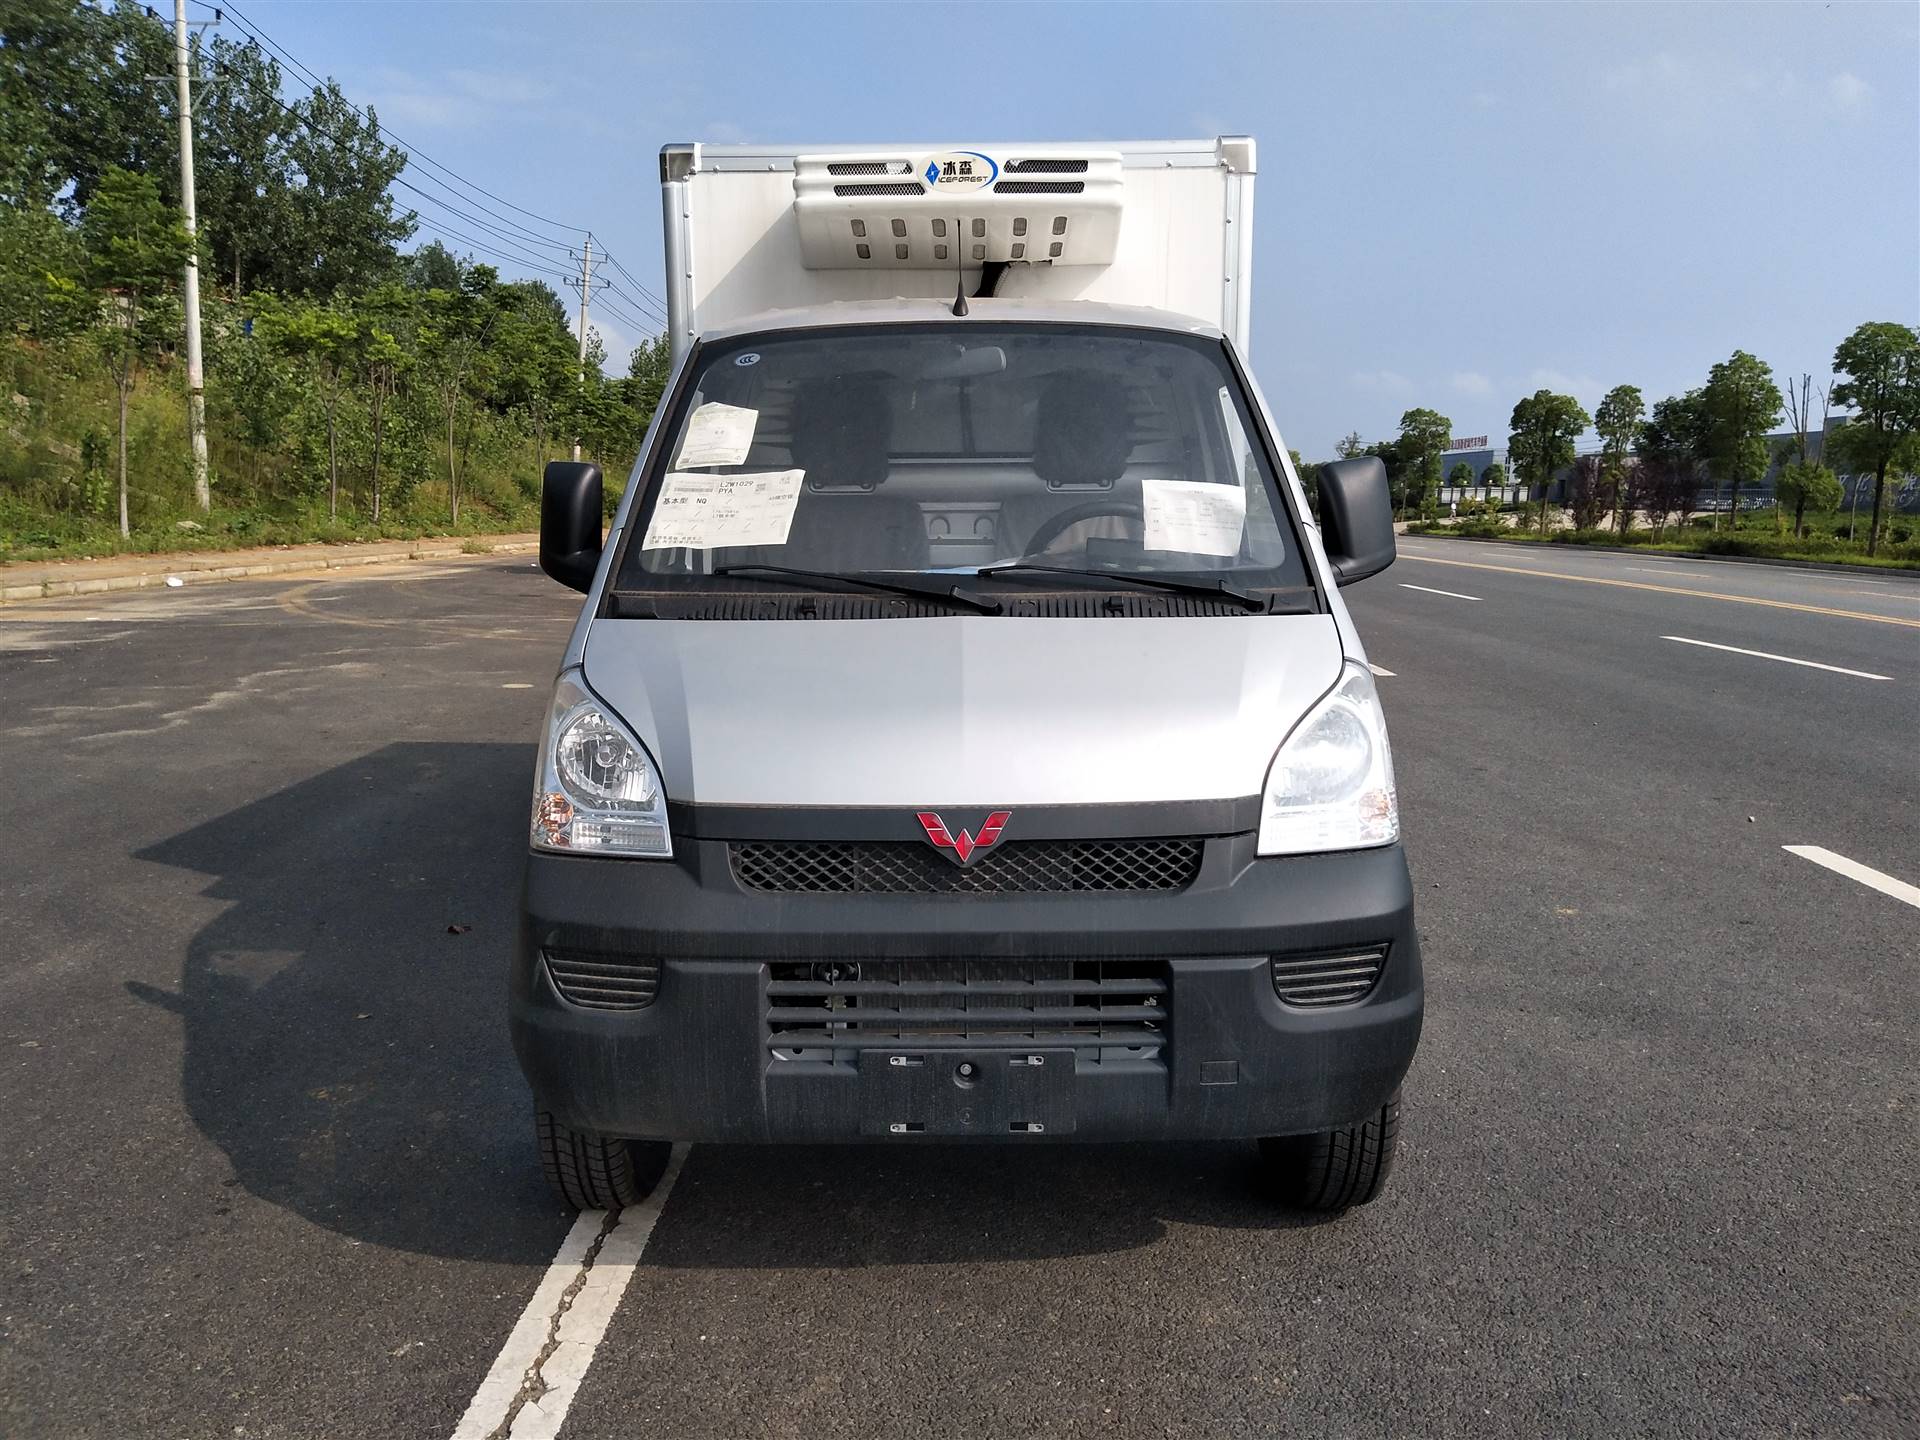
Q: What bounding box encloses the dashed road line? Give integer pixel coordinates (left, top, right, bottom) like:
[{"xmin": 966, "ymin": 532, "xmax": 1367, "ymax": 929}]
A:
[
  {"xmin": 1660, "ymin": 635, "xmax": 1892, "ymax": 680},
  {"xmin": 1399, "ymin": 552, "xmax": 1920, "ymax": 629},
  {"xmin": 1367, "ymin": 662, "xmax": 1395, "ymax": 677},
  {"xmin": 1783, "ymin": 847, "xmax": 1920, "ymax": 911},
  {"xmin": 1629, "ymin": 566, "xmax": 1711, "ymax": 578},
  {"xmin": 451, "ymin": 1145, "xmax": 688, "ymax": 1440},
  {"xmin": 1399, "ymin": 583, "xmax": 1480, "ymax": 602}
]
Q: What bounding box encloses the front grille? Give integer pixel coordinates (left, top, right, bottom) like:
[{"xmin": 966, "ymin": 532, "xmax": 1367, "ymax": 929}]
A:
[
  {"xmin": 832, "ymin": 182, "xmax": 926, "ymax": 197},
  {"xmin": 545, "ymin": 950, "xmax": 660, "ymax": 1010},
  {"xmin": 827, "ymin": 161, "xmax": 905, "ymax": 176},
  {"xmin": 730, "ymin": 837, "xmax": 1204, "ymax": 895},
  {"xmin": 1270, "ymin": 946, "xmax": 1388, "ymax": 1008},
  {"xmin": 767, "ymin": 959, "xmax": 1167, "ymax": 1055},
  {"xmin": 993, "ymin": 180, "xmax": 1086, "ymax": 195}
]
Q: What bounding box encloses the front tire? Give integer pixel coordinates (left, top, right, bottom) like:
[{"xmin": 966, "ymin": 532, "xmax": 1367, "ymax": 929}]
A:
[
  {"xmin": 1259, "ymin": 1091, "xmax": 1400, "ymax": 1211},
  {"xmin": 536, "ymin": 1109, "xmax": 672, "ymax": 1210}
]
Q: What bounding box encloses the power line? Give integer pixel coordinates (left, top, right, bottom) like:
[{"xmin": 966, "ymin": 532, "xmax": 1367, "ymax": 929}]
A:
[
  {"xmin": 215, "ymin": 0, "xmax": 593, "ymax": 241},
  {"xmin": 596, "ymin": 248, "xmax": 669, "ymax": 314},
  {"xmin": 600, "ymin": 280, "xmax": 668, "ymax": 329}
]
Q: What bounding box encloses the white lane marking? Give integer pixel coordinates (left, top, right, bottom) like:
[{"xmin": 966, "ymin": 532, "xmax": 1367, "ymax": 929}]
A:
[
  {"xmin": 1629, "ymin": 566, "xmax": 1712, "ymax": 578},
  {"xmin": 1783, "ymin": 847, "xmax": 1920, "ymax": 911},
  {"xmin": 1660, "ymin": 635, "xmax": 1891, "ymax": 680},
  {"xmin": 1366, "ymin": 662, "xmax": 1395, "ymax": 677},
  {"xmin": 501, "ymin": 682, "xmax": 534, "ymax": 689},
  {"xmin": 452, "ymin": 1144, "xmax": 688, "ymax": 1440},
  {"xmin": 1399, "ymin": 583, "xmax": 1481, "ymax": 602}
]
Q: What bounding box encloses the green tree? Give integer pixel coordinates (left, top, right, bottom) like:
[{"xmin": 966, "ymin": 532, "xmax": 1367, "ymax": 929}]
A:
[
  {"xmin": 1593, "ymin": 384, "xmax": 1644, "ymax": 533},
  {"xmin": 1700, "ymin": 350, "xmax": 1782, "ymax": 529},
  {"xmin": 417, "ymin": 265, "xmax": 503, "ymax": 524},
  {"xmin": 274, "ymin": 81, "xmax": 414, "ymax": 295},
  {"xmin": 81, "ymin": 167, "xmax": 191, "ymax": 536},
  {"xmin": 1447, "ymin": 460, "xmax": 1475, "ymax": 491},
  {"xmin": 197, "ymin": 36, "xmax": 294, "ymax": 296},
  {"xmin": 1396, "ymin": 407, "xmax": 1452, "ymax": 515},
  {"xmin": 1334, "ymin": 430, "xmax": 1366, "ymax": 460},
  {"xmin": 1640, "ymin": 391, "xmax": 1708, "ymax": 532},
  {"xmin": 1775, "ymin": 462, "xmax": 1842, "ymax": 531},
  {"xmin": 351, "ymin": 284, "xmax": 418, "ymax": 523},
  {"xmin": 1482, "ymin": 460, "xmax": 1508, "ymax": 491},
  {"xmin": 1828, "ymin": 322, "xmax": 1920, "ymax": 557},
  {"xmin": 253, "ymin": 293, "xmax": 359, "ymax": 518},
  {"xmin": 1507, "ymin": 390, "xmax": 1590, "ymax": 535},
  {"xmin": 0, "ymin": 201, "xmax": 89, "ymax": 339}
]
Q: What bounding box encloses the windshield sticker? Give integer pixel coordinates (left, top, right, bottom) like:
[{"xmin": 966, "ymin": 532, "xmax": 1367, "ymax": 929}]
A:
[
  {"xmin": 734, "ymin": 352, "xmax": 760, "ymax": 367},
  {"xmin": 1141, "ymin": 479, "xmax": 1246, "ymax": 558},
  {"xmin": 673, "ymin": 402, "xmax": 759, "ymax": 468},
  {"xmin": 642, "ymin": 469, "xmax": 804, "ymax": 551}
]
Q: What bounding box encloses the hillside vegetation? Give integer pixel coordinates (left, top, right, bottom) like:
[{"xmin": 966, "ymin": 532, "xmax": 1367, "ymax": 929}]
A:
[{"xmin": 1, "ymin": 1, "xmax": 666, "ymax": 564}]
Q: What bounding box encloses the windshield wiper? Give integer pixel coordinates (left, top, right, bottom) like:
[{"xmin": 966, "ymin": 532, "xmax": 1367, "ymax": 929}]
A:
[
  {"xmin": 708, "ymin": 564, "xmax": 1003, "ymax": 614},
  {"xmin": 971, "ymin": 562, "xmax": 1272, "ymax": 612}
]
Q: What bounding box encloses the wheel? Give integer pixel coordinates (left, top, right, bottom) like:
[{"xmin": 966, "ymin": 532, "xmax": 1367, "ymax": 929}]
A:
[
  {"xmin": 536, "ymin": 1109, "xmax": 672, "ymax": 1210},
  {"xmin": 1259, "ymin": 1091, "xmax": 1400, "ymax": 1211}
]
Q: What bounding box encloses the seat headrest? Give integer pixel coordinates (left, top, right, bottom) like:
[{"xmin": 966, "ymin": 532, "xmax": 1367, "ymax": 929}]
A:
[
  {"xmin": 1033, "ymin": 373, "xmax": 1134, "ymax": 489},
  {"xmin": 790, "ymin": 377, "xmax": 892, "ymax": 491}
]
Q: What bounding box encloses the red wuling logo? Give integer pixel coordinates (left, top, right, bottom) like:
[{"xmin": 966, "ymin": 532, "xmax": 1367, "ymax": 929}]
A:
[{"xmin": 915, "ymin": 810, "xmax": 1011, "ymax": 864}]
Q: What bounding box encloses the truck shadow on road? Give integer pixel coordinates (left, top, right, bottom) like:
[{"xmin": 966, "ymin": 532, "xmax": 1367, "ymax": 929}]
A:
[{"xmin": 131, "ymin": 741, "xmax": 1341, "ymax": 1269}]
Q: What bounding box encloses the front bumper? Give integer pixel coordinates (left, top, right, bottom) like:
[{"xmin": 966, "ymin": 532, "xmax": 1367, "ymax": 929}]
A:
[{"xmin": 511, "ymin": 837, "xmax": 1422, "ymax": 1143}]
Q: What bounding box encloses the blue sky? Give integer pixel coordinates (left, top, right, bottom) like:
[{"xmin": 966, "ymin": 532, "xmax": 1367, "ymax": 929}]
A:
[{"xmin": 243, "ymin": 0, "xmax": 1917, "ymax": 458}]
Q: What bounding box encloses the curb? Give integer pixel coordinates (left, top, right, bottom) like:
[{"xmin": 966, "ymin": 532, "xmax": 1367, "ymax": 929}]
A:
[
  {"xmin": 1401, "ymin": 532, "xmax": 1920, "ymax": 581},
  {"xmin": 0, "ymin": 538, "xmax": 539, "ymax": 606}
]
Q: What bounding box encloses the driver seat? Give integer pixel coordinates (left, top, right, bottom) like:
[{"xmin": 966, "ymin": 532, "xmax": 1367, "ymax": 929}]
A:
[{"xmin": 1009, "ymin": 373, "xmax": 1141, "ymax": 557}]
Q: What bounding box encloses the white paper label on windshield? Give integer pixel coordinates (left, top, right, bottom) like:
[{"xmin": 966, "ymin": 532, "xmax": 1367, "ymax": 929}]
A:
[
  {"xmin": 641, "ymin": 470, "xmax": 804, "ymax": 550},
  {"xmin": 1141, "ymin": 479, "xmax": 1246, "ymax": 557},
  {"xmin": 672, "ymin": 402, "xmax": 759, "ymax": 468}
]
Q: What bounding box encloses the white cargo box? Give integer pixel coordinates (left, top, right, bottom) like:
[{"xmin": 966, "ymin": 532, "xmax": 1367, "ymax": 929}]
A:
[{"xmin": 659, "ymin": 137, "xmax": 1256, "ymax": 358}]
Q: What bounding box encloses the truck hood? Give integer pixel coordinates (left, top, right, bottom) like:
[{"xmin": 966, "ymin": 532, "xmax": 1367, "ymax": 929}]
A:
[{"xmin": 580, "ymin": 615, "xmax": 1344, "ymax": 809}]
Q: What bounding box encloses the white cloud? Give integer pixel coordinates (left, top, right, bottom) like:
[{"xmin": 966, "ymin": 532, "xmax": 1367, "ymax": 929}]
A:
[
  {"xmin": 1352, "ymin": 369, "xmax": 1414, "ymax": 393},
  {"xmin": 362, "ymin": 66, "xmax": 549, "ymax": 131},
  {"xmin": 1830, "ymin": 72, "xmax": 1873, "ymax": 111},
  {"xmin": 1450, "ymin": 370, "xmax": 1493, "ymax": 398},
  {"xmin": 1526, "ymin": 368, "xmax": 1603, "ymax": 400}
]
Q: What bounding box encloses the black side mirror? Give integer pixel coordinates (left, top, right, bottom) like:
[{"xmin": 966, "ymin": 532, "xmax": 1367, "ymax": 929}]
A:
[
  {"xmin": 540, "ymin": 461, "xmax": 603, "ymax": 593},
  {"xmin": 1316, "ymin": 456, "xmax": 1396, "ymax": 586}
]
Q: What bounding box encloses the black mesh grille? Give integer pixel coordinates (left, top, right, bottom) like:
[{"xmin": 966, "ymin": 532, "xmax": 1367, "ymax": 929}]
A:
[
  {"xmin": 731, "ymin": 838, "xmax": 1204, "ymax": 895},
  {"xmin": 1270, "ymin": 946, "xmax": 1388, "ymax": 1008},
  {"xmin": 545, "ymin": 950, "xmax": 660, "ymax": 1010},
  {"xmin": 768, "ymin": 959, "xmax": 1167, "ymax": 1055},
  {"xmin": 827, "ymin": 161, "xmax": 896, "ymax": 175},
  {"xmin": 994, "ymin": 180, "xmax": 1085, "ymax": 194},
  {"xmin": 1005, "ymin": 158, "xmax": 1089, "ymax": 174},
  {"xmin": 833, "ymin": 182, "xmax": 926, "ymax": 197}
]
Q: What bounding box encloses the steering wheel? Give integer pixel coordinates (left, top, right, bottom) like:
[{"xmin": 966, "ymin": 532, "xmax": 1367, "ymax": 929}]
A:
[{"xmin": 1016, "ymin": 499, "xmax": 1144, "ymax": 558}]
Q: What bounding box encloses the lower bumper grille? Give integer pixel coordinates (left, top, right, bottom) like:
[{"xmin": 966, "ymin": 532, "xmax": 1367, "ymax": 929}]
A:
[
  {"xmin": 731, "ymin": 837, "xmax": 1203, "ymax": 894},
  {"xmin": 1270, "ymin": 946, "xmax": 1388, "ymax": 1008},
  {"xmin": 767, "ymin": 959, "xmax": 1167, "ymax": 1058},
  {"xmin": 545, "ymin": 950, "xmax": 660, "ymax": 1010}
]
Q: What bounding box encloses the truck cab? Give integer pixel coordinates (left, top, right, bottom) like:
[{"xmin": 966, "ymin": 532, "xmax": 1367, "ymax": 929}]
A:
[{"xmin": 514, "ymin": 139, "xmax": 1419, "ymax": 1212}]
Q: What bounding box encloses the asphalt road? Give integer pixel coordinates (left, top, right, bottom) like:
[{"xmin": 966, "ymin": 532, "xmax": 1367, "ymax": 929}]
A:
[{"xmin": 1, "ymin": 541, "xmax": 1915, "ymax": 1439}]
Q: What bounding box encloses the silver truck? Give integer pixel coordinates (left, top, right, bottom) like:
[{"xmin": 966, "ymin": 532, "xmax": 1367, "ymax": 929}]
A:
[{"xmin": 513, "ymin": 139, "xmax": 1420, "ymax": 1211}]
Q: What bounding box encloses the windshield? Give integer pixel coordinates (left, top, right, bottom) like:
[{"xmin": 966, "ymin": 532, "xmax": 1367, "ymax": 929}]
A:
[{"xmin": 613, "ymin": 323, "xmax": 1309, "ymax": 599}]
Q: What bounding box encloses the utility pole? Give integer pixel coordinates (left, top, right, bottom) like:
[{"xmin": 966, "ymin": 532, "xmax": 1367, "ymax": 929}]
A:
[
  {"xmin": 173, "ymin": 0, "xmax": 211, "ymax": 510},
  {"xmin": 572, "ymin": 236, "xmax": 593, "ymax": 462}
]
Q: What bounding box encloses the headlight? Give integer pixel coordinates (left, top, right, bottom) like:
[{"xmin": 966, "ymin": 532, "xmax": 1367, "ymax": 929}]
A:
[
  {"xmin": 1257, "ymin": 660, "xmax": 1399, "ymax": 855},
  {"xmin": 531, "ymin": 670, "xmax": 672, "ymax": 857}
]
